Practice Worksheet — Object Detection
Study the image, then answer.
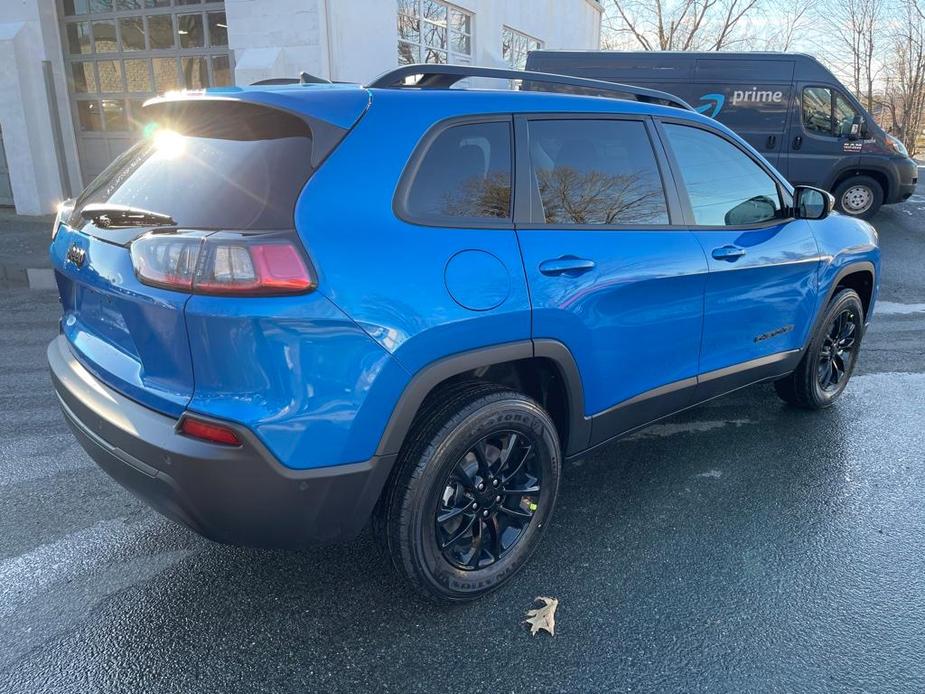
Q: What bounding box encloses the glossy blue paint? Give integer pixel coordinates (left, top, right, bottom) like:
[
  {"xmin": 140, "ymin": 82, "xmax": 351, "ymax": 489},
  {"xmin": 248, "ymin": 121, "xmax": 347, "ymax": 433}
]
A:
[
  {"xmin": 293, "ymin": 94, "xmax": 533, "ymax": 378},
  {"xmin": 444, "ymin": 250, "xmax": 511, "ymax": 311},
  {"xmin": 692, "ymin": 220, "xmax": 821, "ymax": 373},
  {"xmin": 184, "ymin": 291, "xmax": 408, "ymax": 469},
  {"xmin": 49, "ymin": 83, "xmax": 882, "ymax": 476},
  {"xmin": 518, "ymin": 229, "xmax": 708, "ymax": 415},
  {"xmin": 809, "ymin": 214, "xmax": 881, "ymax": 318},
  {"xmin": 50, "ymin": 224, "xmax": 194, "ymax": 417}
]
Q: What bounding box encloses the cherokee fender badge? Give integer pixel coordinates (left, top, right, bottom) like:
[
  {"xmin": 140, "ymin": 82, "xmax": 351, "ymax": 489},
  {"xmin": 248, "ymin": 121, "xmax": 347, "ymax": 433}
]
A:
[{"xmin": 754, "ymin": 324, "xmax": 794, "ymax": 343}]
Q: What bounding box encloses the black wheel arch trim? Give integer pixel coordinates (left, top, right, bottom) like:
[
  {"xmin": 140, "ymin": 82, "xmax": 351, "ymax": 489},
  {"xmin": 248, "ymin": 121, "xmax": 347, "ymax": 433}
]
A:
[
  {"xmin": 375, "ymin": 339, "xmax": 591, "ymax": 458},
  {"xmin": 805, "ymin": 260, "xmax": 875, "ymax": 350}
]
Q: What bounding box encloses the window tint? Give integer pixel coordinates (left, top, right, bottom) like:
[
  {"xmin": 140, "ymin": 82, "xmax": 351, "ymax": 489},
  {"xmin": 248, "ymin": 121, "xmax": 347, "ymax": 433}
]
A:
[
  {"xmin": 406, "ymin": 121, "xmax": 512, "ymax": 221},
  {"xmin": 803, "ymin": 86, "xmax": 835, "ymax": 137},
  {"xmin": 75, "ymin": 103, "xmax": 313, "ymax": 230},
  {"xmin": 527, "ymin": 119, "xmax": 669, "ymax": 225},
  {"xmin": 663, "ymin": 123, "xmax": 782, "ymax": 226}
]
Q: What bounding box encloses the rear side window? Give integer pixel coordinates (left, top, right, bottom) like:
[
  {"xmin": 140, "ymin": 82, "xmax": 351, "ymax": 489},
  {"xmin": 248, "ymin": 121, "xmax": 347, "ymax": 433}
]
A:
[
  {"xmin": 76, "ymin": 102, "xmax": 314, "ymax": 230},
  {"xmin": 526, "ymin": 119, "xmax": 669, "ymax": 225},
  {"xmin": 663, "ymin": 123, "xmax": 783, "ymax": 226},
  {"xmin": 404, "ymin": 120, "xmax": 512, "ymax": 222}
]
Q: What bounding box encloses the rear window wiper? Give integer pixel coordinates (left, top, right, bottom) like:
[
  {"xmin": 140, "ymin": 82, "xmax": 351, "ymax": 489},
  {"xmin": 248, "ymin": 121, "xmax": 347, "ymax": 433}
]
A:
[{"xmin": 80, "ymin": 203, "xmax": 177, "ymax": 228}]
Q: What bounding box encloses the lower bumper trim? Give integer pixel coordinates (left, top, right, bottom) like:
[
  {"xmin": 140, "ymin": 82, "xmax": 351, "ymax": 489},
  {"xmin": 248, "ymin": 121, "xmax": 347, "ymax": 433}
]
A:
[{"xmin": 49, "ymin": 335, "xmax": 395, "ymax": 548}]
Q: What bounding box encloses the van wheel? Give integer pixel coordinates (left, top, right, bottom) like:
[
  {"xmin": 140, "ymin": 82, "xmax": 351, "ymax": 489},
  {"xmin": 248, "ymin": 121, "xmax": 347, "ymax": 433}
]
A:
[
  {"xmin": 774, "ymin": 288, "xmax": 864, "ymax": 409},
  {"xmin": 833, "ymin": 176, "xmax": 883, "ymax": 219},
  {"xmin": 375, "ymin": 382, "xmax": 561, "ymax": 602}
]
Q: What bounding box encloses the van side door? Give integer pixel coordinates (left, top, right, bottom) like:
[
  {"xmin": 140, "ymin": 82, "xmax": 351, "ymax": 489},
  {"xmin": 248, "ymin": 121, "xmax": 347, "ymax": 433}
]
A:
[
  {"xmin": 690, "ymin": 59, "xmax": 794, "ymax": 172},
  {"xmin": 656, "ymin": 119, "xmax": 821, "ymax": 398},
  {"xmin": 788, "ymin": 84, "xmax": 861, "ymax": 188},
  {"xmin": 514, "ymin": 115, "xmax": 708, "ymax": 449}
]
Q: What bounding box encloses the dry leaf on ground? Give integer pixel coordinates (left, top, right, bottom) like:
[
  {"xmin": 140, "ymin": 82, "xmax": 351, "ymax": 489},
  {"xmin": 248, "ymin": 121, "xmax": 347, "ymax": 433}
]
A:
[{"xmin": 524, "ymin": 596, "xmax": 558, "ymax": 636}]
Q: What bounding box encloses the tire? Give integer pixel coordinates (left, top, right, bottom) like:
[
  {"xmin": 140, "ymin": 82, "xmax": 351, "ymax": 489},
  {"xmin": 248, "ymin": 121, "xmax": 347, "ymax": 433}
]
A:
[
  {"xmin": 833, "ymin": 176, "xmax": 883, "ymax": 219},
  {"xmin": 375, "ymin": 382, "xmax": 561, "ymax": 602},
  {"xmin": 774, "ymin": 288, "xmax": 865, "ymax": 409}
]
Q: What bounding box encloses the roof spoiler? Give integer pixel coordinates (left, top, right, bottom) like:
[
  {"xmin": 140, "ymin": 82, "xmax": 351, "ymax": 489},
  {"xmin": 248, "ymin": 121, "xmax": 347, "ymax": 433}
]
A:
[{"xmin": 366, "ymin": 64, "xmax": 693, "ymax": 111}]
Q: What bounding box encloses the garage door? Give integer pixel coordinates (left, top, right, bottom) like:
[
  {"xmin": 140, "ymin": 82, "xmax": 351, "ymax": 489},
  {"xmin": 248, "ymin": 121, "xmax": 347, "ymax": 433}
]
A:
[
  {"xmin": 0, "ymin": 128, "xmax": 11, "ymax": 207},
  {"xmin": 59, "ymin": 0, "xmax": 233, "ymax": 186}
]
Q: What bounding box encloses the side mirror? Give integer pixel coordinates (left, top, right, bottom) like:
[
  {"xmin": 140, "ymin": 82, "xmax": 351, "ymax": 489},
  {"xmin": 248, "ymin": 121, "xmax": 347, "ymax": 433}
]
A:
[
  {"xmin": 849, "ymin": 114, "xmax": 865, "ymax": 140},
  {"xmin": 794, "ymin": 186, "xmax": 834, "ymax": 220}
]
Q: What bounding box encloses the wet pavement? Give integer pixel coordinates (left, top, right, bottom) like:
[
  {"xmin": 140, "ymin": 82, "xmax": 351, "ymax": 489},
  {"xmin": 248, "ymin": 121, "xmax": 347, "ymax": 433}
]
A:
[{"xmin": 1, "ymin": 179, "xmax": 924, "ymax": 692}]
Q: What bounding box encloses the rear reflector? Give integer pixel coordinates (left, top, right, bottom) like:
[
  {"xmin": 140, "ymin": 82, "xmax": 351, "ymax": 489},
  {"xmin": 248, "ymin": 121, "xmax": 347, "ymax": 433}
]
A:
[
  {"xmin": 178, "ymin": 416, "xmax": 242, "ymax": 446},
  {"xmin": 131, "ymin": 230, "xmax": 315, "ymax": 296}
]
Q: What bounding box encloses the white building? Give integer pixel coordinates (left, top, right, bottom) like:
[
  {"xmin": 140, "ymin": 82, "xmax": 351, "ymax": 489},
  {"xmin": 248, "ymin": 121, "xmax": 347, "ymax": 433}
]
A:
[{"xmin": 0, "ymin": 0, "xmax": 601, "ymax": 215}]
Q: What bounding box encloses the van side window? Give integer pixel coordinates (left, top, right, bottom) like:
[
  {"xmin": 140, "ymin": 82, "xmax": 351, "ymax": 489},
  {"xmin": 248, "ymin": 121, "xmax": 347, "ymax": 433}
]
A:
[
  {"xmin": 833, "ymin": 94, "xmax": 858, "ymax": 137},
  {"xmin": 802, "ymin": 87, "xmax": 834, "ymax": 136},
  {"xmin": 405, "ymin": 121, "xmax": 512, "ymax": 222},
  {"xmin": 802, "ymin": 87, "xmax": 859, "ymax": 138},
  {"xmin": 663, "ymin": 123, "xmax": 783, "ymax": 227},
  {"xmin": 526, "ymin": 119, "xmax": 669, "ymax": 225}
]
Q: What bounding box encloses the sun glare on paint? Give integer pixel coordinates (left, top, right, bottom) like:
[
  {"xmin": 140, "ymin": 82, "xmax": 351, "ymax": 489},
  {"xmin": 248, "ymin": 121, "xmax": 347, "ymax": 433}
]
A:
[{"xmin": 152, "ymin": 129, "xmax": 186, "ymax": 159}]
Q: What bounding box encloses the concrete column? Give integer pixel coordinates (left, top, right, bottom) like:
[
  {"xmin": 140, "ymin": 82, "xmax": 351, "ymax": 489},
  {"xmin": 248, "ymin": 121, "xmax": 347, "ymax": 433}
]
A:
[
  {"xmin": 0, "ymin": 18, "xmax": 70, "ymax": 214},
  {"xmin": 0, "ymin": 0, "xmax": 80, "ymax": 215}
]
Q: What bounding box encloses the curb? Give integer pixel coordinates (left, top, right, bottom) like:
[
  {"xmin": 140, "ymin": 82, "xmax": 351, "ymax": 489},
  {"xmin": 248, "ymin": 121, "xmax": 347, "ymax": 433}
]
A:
[{"xmin": 1, "ymin": 266, "xmax": 56, "ymax": 290}]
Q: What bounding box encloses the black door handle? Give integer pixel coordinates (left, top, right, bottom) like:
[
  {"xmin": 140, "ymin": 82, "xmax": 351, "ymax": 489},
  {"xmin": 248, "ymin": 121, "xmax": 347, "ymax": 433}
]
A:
[
  {"xmin": 766, "ymin": 135, "xmax": 777, "ymax": 149},
  {"xmin": 792, "ymin": 135, "xmax": 803, "ymax": 150}
]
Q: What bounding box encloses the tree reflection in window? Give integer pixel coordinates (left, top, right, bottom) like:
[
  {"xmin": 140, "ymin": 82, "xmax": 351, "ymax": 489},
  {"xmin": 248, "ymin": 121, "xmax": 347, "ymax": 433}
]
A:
[
  {"xmin": 527, "ymin": 120, "xmax": 670, "ymax": 226},
  {"xmin": 406, "ymin": 121, "xmax": 512, "ymax": 221}
]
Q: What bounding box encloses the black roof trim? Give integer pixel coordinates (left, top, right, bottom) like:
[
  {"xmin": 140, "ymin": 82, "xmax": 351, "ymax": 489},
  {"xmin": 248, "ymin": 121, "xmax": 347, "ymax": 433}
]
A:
[{"xmin": 365, "ymin": 64, "xmax": 693, "ymax": 111}]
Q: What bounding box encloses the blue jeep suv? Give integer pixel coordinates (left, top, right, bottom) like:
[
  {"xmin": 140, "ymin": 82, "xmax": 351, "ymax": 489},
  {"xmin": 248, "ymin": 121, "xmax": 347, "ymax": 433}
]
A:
[{"xmin": 48, "ymin": 65, "xmax": 879, "ymax": 601}]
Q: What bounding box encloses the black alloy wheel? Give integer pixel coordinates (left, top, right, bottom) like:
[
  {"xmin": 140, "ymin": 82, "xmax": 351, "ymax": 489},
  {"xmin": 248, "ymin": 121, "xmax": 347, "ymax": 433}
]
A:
[
  {"xmin": 375, "ymin": 382, "xmax": 561, "ymax": 602},
  {"xmin": 774, "ymin": 288, "xmax": 865, "ymax": 409},
  {"xmin": 817, "ymin": 307, "xmax": 860, "ymax": 392},
  {"xmin": 436, "ymin": 430, "xmax": 541, "ymax": 571}
]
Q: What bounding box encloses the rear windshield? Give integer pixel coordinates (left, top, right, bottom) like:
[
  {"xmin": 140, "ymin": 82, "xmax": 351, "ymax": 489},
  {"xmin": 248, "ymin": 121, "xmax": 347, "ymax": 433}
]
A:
[{"xmin": 75, "ymin": 101, "xmax": 313, "ymax": 230}]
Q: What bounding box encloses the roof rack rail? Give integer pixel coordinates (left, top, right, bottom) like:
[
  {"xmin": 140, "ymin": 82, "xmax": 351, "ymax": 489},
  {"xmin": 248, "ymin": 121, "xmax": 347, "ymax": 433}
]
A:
[{"xmin": 366, "ymin": 64, "xmax": 693, "ymax": 111}]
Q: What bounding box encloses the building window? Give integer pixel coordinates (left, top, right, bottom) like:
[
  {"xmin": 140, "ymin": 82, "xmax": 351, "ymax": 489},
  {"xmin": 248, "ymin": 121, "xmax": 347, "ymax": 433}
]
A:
[
  {"xmin": 398, "ymin": 0, "xmax": 473, "ymax": 66},
  {"xmin": 502, "ymin": 26, "xmax": 542, "ymax": 71}
]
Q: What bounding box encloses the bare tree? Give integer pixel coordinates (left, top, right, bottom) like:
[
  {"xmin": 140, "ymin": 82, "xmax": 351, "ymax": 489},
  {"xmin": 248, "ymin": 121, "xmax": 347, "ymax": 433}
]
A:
[
  {"xmin": 816, "ymin": 0, "xmax": 882, "ymax": 111},
  {"xmin": 760, "ymin": 0, "xmax": 816, "ymax": 51},
  {"xmin": 602, "ymin": 0, "xmax": 763, "ymax": 51},
  {"xmin": 883, "ymin": 0, "xmax": 925, "ymax": 155}
]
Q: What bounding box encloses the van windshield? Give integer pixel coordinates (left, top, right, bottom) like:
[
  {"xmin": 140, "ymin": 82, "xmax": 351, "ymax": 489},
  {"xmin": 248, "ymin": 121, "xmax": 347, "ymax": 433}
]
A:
[{"xmin": 75, "ymin": 102, "xmax": 313, "ymax": 230}]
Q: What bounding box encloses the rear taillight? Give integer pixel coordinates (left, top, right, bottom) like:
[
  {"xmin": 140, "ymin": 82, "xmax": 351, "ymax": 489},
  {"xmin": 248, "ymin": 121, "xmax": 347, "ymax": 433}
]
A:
[
  {"xmin": 178, "ymin": 416, "xmax": 242, "ymax": 446},
  {"xmin": 130, "ymin": 231, "xmax": 315, "ymax": 296}
]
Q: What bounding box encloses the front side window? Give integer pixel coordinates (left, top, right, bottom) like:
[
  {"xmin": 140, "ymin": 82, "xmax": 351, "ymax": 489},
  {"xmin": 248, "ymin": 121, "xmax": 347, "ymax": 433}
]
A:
[
  {"xmin": 833, "ymin": 93, "xmax": 859, "ymax": 137},
  {"xmin": 803, "ymin": 87, "xmax": 859, "ymax": 137},
  {"xmin": 527, "ymin": 119, "xmax": 670, "ymax": 225},
  {"xmin": 663, "ymin": 123, "xmax": 783, "ymax": 226},
  {"xmin": 405, "ymin": 121, "xmax": 512, "ymax": 221},
  {"xmin": 398, "ymin": 0, "xmax": 472, "ymax": 66}
]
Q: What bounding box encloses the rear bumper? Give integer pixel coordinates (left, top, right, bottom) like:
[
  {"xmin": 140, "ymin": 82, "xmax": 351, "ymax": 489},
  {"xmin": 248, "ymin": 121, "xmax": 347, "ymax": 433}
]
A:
[{"xmin": 48, "ymin": 335, "xmax": 395, "ymax": 548}]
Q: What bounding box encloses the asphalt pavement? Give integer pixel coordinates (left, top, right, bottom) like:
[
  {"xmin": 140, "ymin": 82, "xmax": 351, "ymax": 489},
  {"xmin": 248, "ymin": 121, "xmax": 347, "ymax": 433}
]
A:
[{"xmin": 1, "ymin": 180, "xmax": 924, "ymax": 693}]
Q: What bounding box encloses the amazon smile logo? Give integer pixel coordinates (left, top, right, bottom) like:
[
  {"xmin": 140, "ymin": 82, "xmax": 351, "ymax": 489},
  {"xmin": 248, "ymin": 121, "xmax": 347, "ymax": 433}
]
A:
[{"xmin": 695, "ymin": 93, "xmax": 725, "ymax": 118}]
